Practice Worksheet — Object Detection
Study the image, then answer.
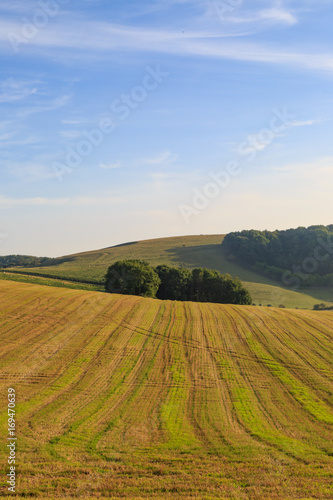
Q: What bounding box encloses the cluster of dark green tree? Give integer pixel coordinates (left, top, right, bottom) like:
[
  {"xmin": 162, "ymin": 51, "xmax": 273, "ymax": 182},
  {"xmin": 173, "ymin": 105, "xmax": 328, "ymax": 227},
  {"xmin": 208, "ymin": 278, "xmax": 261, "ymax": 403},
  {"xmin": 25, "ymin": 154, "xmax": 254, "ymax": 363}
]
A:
[
  {"xmin": 0, "ymin": 255, "xmax": 56, "ymax": 269},
  {"xmin": 105, "ymin": 260, "xmax": 252, "ymax": 305},
  {"xmin": 313, "ymin": 303, "xmax": 333, "ymax": 311},
  {"xmin": 222, "ymin": 225, "xmax": 333, "ymax": 287}
]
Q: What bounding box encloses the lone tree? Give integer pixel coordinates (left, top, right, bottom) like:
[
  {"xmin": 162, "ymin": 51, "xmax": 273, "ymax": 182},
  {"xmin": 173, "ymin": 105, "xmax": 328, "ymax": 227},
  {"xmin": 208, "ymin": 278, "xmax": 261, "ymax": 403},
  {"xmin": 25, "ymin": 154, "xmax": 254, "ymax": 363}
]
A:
[{"xmin": 105, "ymin": 260, "xmax": 160, "ymax": 298}]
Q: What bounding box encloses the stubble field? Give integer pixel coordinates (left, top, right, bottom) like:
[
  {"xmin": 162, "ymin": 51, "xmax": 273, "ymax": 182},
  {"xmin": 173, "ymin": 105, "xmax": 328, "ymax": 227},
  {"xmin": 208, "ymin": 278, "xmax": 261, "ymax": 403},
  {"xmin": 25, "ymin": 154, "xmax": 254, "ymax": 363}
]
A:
[{"xmin": 0, "ymin": 280, "xmax": 332, "ymax": 499}]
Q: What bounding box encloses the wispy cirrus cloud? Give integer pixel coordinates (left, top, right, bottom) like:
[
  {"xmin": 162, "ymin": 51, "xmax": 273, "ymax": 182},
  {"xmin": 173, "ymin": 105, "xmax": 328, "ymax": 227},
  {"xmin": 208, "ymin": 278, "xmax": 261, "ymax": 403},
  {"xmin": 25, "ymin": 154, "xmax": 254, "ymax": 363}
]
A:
[
  {"xmin": 0, "ymin": 0, "xmax": 41, "ymax": 13},
  {"xmin": 241, "ymin": 115, "xmax": 318, "ymax": 154},
  {"xmin": 98, "ymin": 152, "xmax": 178, "ymax": 171},
  {"xmin": 259, "ymin": 7, "xmax": 297, "ymax": 26},
  {"xmin": 0, "ymin": 195, "xmax": 125, "ymax": 209},
  {"xmin": 221, "ymin": 3, "xmax": 298, "ymax": 27},
  {"xmin": 134, "ymin": 150, "xmax": 178, "ymax": 166},
  {"xmin": 100, "ymin": 161, "xmax": 122, "ymax": 170},
  {"xmin": 0, "ymin": 79, "xmax": 38, "ymax": 103},
  {"xmin": 17, "ymin": 94, "xmax": 71, "ymax": 118},
  {"xmin": 131, "ymin": 0, "xmax": 296, "ymax": 29},
  {"xmin": 0, "ymin": 118, "xmax": 41, "ymax": 151},
  {"xmin": 0, "ymin": 134, "xmax": 40, "ymax": 149},
  {"xmin": 4, "ymin": 160, "xmax": 58, "ymax": 181},
  {"xmin": 0, "ymin": 78, "xmax": 71, "ymax": 137},
  {"xmin": 59, "ymin": 129, "xmax": 83, "ymax": 140},
  {"xmin": 1, "ymin": 18, "xmax": 333, "ymax": 74},
  {"xmin": 290, "ymin": 119, "xmax": 319, "ymax": 127},
  {"xmin": 0, "ymin": 131, "xmax": 17, "ymax": 142},
  {"xmin": 272, "ymin": 156, "xmax": 333, "ymax": 177}
]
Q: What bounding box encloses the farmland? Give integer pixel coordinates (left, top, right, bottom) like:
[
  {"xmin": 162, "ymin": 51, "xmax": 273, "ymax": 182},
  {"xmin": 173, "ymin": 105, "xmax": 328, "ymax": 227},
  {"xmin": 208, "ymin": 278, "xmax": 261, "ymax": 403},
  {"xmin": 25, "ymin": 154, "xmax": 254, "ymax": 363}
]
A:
[
  {"xmin": 9, "ymin": 234, "xmax": 333, "ymax": 308},
  {"xmin": 0, "ymin": 279, "xmax": 332, "ymax": 499}
]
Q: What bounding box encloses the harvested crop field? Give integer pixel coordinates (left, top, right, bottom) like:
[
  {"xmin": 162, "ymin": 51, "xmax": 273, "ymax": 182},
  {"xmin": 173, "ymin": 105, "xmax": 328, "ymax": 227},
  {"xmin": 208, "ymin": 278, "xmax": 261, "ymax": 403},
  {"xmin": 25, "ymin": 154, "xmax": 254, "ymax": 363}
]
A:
[{"xmin": 0, "ymin": 280, "xmax": 332, "ymax": 499}]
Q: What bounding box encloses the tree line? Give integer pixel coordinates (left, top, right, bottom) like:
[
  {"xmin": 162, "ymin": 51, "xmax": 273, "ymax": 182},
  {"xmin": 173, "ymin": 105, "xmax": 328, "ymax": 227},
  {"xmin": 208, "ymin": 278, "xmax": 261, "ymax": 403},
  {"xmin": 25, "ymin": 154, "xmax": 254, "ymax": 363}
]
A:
[
  {"xmin": 0, "ymin": 255, "xmax": 57, "ymax": 268},
  {"xmin": 105, "ymin": 260, "xmax": 252, "ymax": 305},
  {"xmin": 222, "ymin": 225, "xmax": 333, "ymax": 286}
]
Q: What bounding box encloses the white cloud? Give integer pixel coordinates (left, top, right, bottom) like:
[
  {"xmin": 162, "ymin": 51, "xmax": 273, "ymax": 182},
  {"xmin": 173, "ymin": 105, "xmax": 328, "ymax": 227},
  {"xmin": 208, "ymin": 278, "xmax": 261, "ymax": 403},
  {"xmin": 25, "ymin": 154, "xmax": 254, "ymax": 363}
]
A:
[
  {"xmin": 0, "ymin": 131, "xmax": 17, "ymax": 142},
  {"xmin": 211, "ymin": 1, "xmax": 298, "ymax": 29},
  {"xmin": 0, "ymin": 79, "xmax": 38, "ymax": 103},
  {"xmin": 259, "ymin": 7, "xmax": 297, "ymax": 26},
  {"xmin": 59, "ymin": 130, "xmax": 83, "ymax": 139},
  {"xmin": 0, "ymin": 1, "xmax": 40, "ymax": 13},
  {"xmin": 0, "ymin": 196, "xmax": 68, "ymax": 208},
  {"xmin": 290, "ymin": 119, "xmax": 318, "ymax": 127},
  {"xmin": 17, "ymin": 94, "xmax": 71, "ymax": 118},
  {"xmin": 6, "ymin": 161, "xmax": 57, "ymax": 181},
  {"xmin": 0, "ymin": 195, "xmax": 125, "ymax": 209},
  {"xmin": 135, "ymin": 151, "xmax": 178, "ymax": 166},
  {"xmin": 271, "ymin": 157, "xmax": 333, "ymax": 184},
  {"xmin": 61, "ymin": 118, "xmax": 91, "ymax": 125},
  {"xmin": 1, "ymin": 19, "xmax": 333, "ymax": 74},
  {"xmin": 72, "ymin": 196, "xmax": 124, "ymax": 206},
  {"xmin": 100, "ymin": 161, "xmax": 122, "ymax": 169},
  {"xmin": 0, "ymin": 135, "xmax": 40, "ymax": 149}
]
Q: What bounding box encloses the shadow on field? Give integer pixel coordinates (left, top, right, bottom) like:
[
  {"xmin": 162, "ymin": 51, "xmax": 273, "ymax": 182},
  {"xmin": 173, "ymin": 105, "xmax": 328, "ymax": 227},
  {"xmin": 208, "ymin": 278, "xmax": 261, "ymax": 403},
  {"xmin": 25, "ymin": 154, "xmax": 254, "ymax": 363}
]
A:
[
  {"xmin": 165, "ymin": 243, "xmax": 271, "ymax": 284},
  {"xmin": 167, "ymin": 244, "xmax": 333, "ymax": 305}
]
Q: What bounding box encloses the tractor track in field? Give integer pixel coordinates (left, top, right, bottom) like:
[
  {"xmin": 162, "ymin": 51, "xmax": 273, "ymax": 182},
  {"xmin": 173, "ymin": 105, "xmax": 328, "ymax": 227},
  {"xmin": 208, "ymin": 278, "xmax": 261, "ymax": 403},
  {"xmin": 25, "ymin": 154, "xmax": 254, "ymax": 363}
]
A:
[
  {"xmin": 179, "ymin": 301, "xmax": 216, "ymax": 450},
  {"xmin": 85, "ymin": 301, "xmax": 173, "ymax": 450},
  {"xmin": 24, "ymin": 297, "xmax": 148, "ymax": 423},
  {"xmin": 105, "ymin": 309, "xmax": 332, "ymax": 377},
  {"xmin": 235, "ymin": 307, "xmax": 333, "ymax": 402}
]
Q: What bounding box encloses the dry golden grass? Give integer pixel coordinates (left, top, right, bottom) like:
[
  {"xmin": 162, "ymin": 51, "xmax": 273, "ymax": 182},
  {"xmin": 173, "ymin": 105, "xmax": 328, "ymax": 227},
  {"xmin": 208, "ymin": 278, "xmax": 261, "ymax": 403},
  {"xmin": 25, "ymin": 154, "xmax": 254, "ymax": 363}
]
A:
[{"xmin": 0, "ymin": 280, "xmax": 332, "ymax": 499}]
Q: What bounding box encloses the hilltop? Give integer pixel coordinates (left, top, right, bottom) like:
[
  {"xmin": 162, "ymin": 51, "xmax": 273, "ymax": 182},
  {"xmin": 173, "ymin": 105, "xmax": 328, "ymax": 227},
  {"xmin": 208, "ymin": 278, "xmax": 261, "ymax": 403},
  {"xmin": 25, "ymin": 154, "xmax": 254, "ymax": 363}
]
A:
[
  {"xmin": 0, "ymin": 280, "xmax": 332, "ymax": 498},
  {"xmin": 6, "ymin": 234, "xmax": 333, "ymax": 309}
]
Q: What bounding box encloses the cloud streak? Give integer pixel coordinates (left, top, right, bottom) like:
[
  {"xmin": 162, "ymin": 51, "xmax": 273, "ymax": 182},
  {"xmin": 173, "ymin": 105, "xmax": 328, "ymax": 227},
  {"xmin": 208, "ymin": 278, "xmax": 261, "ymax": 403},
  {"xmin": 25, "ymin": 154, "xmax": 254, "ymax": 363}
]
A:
[
  {"xmin": 100, "ymin": 161, "xmax": 122, "ymax": 170},
  {"xmin": 1, "ymin": 19, "xmax": 333, "ymax": 74},
  {"xmin": 259, "ymin": 7, "xmax": 297, "ymax": 26},
  {"xmin": 134, "ymin": 150, "xmax": 178, "ymax": 166},
  {"xmin": 0, "ymin": 79, "xmax": 38, "ymax": 103},
  {"xmin": 0, "ymin": 195, "xmax": 125, "ymax": 208}
]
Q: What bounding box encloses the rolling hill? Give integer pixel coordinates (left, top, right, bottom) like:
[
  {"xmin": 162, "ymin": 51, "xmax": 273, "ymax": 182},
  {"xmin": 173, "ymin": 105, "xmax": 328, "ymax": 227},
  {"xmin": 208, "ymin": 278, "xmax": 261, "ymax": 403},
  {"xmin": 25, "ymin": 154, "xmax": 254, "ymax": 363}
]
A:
[
  {"xmin": 0, "ymin": 280, "xmax": 332, "ymax": 498},
  {"xmin": 8, "ymin": 234, "xmax": 333, "ymax": 309}
]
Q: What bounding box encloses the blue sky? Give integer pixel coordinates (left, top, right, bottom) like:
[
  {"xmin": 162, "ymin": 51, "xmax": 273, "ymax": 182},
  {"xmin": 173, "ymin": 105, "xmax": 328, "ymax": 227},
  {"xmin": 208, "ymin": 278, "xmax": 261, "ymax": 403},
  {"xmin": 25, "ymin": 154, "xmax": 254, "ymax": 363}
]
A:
[{"xmin": 1, "ymin": 0, "xmax": 333, "ymax": 256}]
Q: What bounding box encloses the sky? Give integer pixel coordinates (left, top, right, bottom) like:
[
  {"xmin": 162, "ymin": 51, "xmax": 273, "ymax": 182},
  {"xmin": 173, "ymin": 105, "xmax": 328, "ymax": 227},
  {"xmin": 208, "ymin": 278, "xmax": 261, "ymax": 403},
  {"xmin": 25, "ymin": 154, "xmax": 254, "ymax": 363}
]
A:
[{"xmin": 1, "ymin": 0, "xmax": 333, "ymax": 257}]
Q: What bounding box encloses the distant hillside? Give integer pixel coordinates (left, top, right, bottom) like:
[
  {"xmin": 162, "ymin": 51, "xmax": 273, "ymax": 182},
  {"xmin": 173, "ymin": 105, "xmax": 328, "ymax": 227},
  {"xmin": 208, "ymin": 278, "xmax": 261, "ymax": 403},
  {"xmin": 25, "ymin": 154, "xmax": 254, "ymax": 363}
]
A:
[
  {"xmin": 223, "ymin": 225, "xmax": 333, "ymax": 286},
  {"xmin": 0, "ymin": 280, "xmax": 332, "ymax": 498},
  {"xmin": 0, "ymin": 254, "xmax": 57, "ymax": 268},
  {"xmin": 8, "ymin": 234, "xmax": 333, "ymax": 309}
]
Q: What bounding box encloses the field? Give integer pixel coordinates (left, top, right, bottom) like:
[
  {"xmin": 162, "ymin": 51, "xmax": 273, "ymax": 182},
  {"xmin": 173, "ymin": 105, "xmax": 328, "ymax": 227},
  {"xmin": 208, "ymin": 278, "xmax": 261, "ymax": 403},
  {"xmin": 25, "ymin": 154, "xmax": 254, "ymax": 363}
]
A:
[
  {"xmin": 9, "ymin": 234, "xmax": 333, "ymax": 309},
  {"xmin": 0, "ymin": 271, "xmax": 104, "ymax": 292},
  {"xmin": 0, "ymin": 279, "xmax": 332, "ymax": 499}
]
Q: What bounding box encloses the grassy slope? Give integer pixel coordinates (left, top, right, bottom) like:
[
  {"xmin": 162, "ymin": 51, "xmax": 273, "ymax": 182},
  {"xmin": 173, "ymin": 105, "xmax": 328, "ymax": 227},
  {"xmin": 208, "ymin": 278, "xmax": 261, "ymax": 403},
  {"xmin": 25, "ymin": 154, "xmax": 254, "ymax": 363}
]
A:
[
  {"xmin": 11, "ymin": 234, "xmax": 333, "ymax": 309},
  {"xmin": 0, "ymin": 280, "xmax": 332, "ymax": 499},
  {"xmin": 0, "ymin": 271, "xmax": 104, "ymax": 292}
]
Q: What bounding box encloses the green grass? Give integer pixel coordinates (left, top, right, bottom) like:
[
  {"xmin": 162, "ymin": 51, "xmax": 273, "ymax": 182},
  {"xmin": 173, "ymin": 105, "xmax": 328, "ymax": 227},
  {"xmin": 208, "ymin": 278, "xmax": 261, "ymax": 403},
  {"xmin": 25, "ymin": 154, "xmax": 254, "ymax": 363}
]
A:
[
  {"xmin": 8, "ymin": 234, "xmax": 333, "ymax": 309},
  {"xmin": 0, "ymin": 271, "xmax": 104, "ymax": 292}
]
